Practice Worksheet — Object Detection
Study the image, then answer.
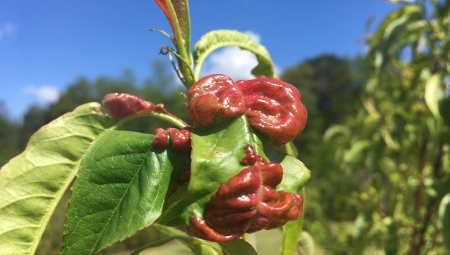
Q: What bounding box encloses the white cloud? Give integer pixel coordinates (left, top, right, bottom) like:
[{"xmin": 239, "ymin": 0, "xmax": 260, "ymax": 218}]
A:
[
  {"xmin": 200, "ymin": 31, "xmax": 279, "ymax": 81},
  {"xmin": 0, "ymin": 23, "xmax": 17, "ymax": 39},
  {"xmin": 23, "ymin": 85, "xmax": 61, "ymax": 103},
  {"xmin": 244, "ymin": 30, "xmax": 261, "ymax": 43}
]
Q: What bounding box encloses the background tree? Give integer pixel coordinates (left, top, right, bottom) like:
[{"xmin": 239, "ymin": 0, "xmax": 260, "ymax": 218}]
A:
[
  {"xmin": 0, "ymin": 101, "xmax": 20, "ymax": 166},
  {"xmin": 281, "ymin": 54, "xmax": 372, "ymax": 254},
  {"xmin": 326, "ymin": 1, "xmax": 450, "ymax": 254}
]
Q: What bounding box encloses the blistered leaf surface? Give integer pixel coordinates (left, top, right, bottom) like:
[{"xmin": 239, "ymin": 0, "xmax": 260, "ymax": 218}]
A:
[
  {"xmin": 188, "ymin": 74, "xmax": 307, "ymax": 146},
  {"xmin": 102, "ymin": 93, "xmax": 156, "ymax": 120},
  {"xmin": 187, "ymin": 145, "xmax": 304, "ymax": 242}
]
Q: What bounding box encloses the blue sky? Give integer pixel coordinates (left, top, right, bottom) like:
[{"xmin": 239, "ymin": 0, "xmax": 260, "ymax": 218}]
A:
[{"xmin": 0, "ymin": 0, "xmax": 399, "ymax": 120}]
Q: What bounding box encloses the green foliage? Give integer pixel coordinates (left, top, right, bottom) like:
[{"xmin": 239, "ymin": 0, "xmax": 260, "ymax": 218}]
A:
[
  {"xmin": 62, "ymin": 130, "xmax": 190, "ymax": 254},
  {"xmin": 193, "ymin": 30, "xmax": 274, "ymax": 80},
  {"xmin": 0, "ymin": 103, "xmax": 20, "ymax": 166},
  {"xmin": 324, "ymin": 0, "xmax": 450, "ymax": 254},
  {"xmin": 0, "ymin": 103, "xmax": 117, "ymax": 254}
]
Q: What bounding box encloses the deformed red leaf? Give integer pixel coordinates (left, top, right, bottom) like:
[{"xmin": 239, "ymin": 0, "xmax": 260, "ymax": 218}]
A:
[
  {"xmin": 187, "ymin": 74, "xmax": 245, "ymax": 127},
  {"xmin": 152, "ymin": 127, "xmax": 193, "ymax": 154},
  {"xmin": 102, "ymin": 93, "xmax": 155, "ymax": 120},
  {"xmin": 154, "ymin": 0, "xmax": 190, "ymax": 45},
  {"xmin": 187, "ymin": 74, "xmax": 307, "ymax": 146},
  {"xmin": 155, "ymin": 0, "xmax": 175, "ymax": 34},
  {"xmin": 186, "ymin": 145, "xmax": 304, "ymax": 242},
  {"xmin": 238, "ymin": 78, "xmax": 307, "ymax": 146}
]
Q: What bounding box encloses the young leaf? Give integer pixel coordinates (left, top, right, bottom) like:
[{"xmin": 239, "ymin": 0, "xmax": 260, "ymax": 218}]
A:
[
  {"xmin": 62, "ymin": 130, "xmax": 190, "ymax": 255},
  {"xmin": 193, "ymin": 30, "xmax": 274, "ymax": 80},
  {"xmin": 0, "ymin": 103, "xmax": 116, "ymax": 255},
  {"xmin": 424, "ymin": 74, "xmax": 444, "ymax": 121},
  {"xmin": 154, "ymin": 0, "xmax": 194, "ymax": 86},
  {"xmin": 154, "ymin": 0, "xmax": 191, "ymax": 53},
  {"xmin": 297, "ymin": 231, "xmax": 315, "ymax": 255},
  {"xmin": 369, "ymin": 5, "xmax": 422, "ymax": 72}
]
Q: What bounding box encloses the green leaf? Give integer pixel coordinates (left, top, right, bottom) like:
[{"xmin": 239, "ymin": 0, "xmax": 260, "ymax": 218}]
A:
[
  {"xmin": 62, "ymin": 130, "xmax": 189, "ymax": 255},
  {"xmin": 219, "ymin": 239, "xmax": 258, "ymax": 255},
  {"xmin": 439, "ymin": 193, "xmax": 450, "ymax": 250},
  {"xmin": 297, "ymin": 231, "xmax": 315, "ymax": 255},
  {"xmin": 193, "ymin": 30, "xmax": 274, "ymax": 80},
  {"xmin": 158, "ymin": 115, "xmax": 309, "ymax": 240},
  {"xmin": 343, "ymin": 140, "xmax": 372, "ymax": 163},
  {"xmin": 369, "ymin": 5, "xmax": 421, "ymax": 50},
  {"xmin": 369, "ymin": 5, "xmax": 422, "ymax": 72},
  {"xmin": 157, "ymin": 116, "xmax": 263, "ymax": 226},
  {"xmin": 284, "ymin": 142, "xmax": 298, "ymax": 157},
  {"xmin": 280, "ymin": 188, "xmax": 305, "ymax": 255},
  {"xmin": 424, "ymin": 74, "xmax": 444, "ymax": 121},
  {"xmin": 323, "ymin": 125, "xmax": 350, "ymax": 142},
  {"xmin": 131, "ymin": 224, "xmax": 221, "ymax": 255},
  {"xmin": 278, "ymin": 157, "xmax": 310, "ymax": 194},
  {"xmin": 0, "ymin": 103, "xmax": 116, "ymax": 255}
]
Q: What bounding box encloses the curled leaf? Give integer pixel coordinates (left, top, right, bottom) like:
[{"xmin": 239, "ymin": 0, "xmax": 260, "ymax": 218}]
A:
[
  {"xmin": 187, "ymin": 74, "xmax": 307, "ymax": 146},
  {"xmin": 238, "ymin": 78, "xmax": 308, "ymax": 146},
  {"xmin": 186, "ymin": 145, "xmax": 304, "ymax": 242},
  {"xmin": 193, "ymin": 30, "xmax": 274, "ymax": 79},
  {"xmin": 187, "ymin": 74, "xmax": 245, "ymax": 126},
  {"xmin": 102, "ymin": 93, "xmax": 155, "ymax": 120},
  {"xmin": 152, "ymin": 127, "xmax": 193, "ymax": 154}
]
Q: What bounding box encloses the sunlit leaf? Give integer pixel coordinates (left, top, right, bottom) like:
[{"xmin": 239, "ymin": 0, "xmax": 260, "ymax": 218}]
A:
[
  {"xmin": 343, "ymin": 140, "xmax": 372, "ymax": 163},
  {"xmin": 297, "ymin": 231, "xmax": 315, "ymax": 255},
  {"xmin": 193, "ymin": 30, "xmax": 274, "ymax": 80},
  {"xmin": 62, "ymin": 130, "xmax": 189, "ymax": 255},
  {"xmin": 323, "ymin": 125, "xmax": 350, "ymax": 142},
  {"xmin": 369, "ymin": 5, "xmax": 422, "ymax": 72},
  {"xmin": 424, "ymin": 74, "xmax": 444, "ymax": 121},
  {"xmin": 0, "ymin": 103, "xmax": 116, "ymax": 254}
]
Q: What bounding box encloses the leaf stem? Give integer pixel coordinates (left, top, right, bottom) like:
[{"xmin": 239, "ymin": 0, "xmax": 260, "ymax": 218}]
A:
[
  {"xmin": 112, "ymin": 111, "xmax": 188, "ymax": 130},
  {"xmin": 129, "ymin": 235, "xmax": 222, "ymax": 255},
  {"xmin": 164, "ymin": 0, "xmax": 195, "ymax": 87}
]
